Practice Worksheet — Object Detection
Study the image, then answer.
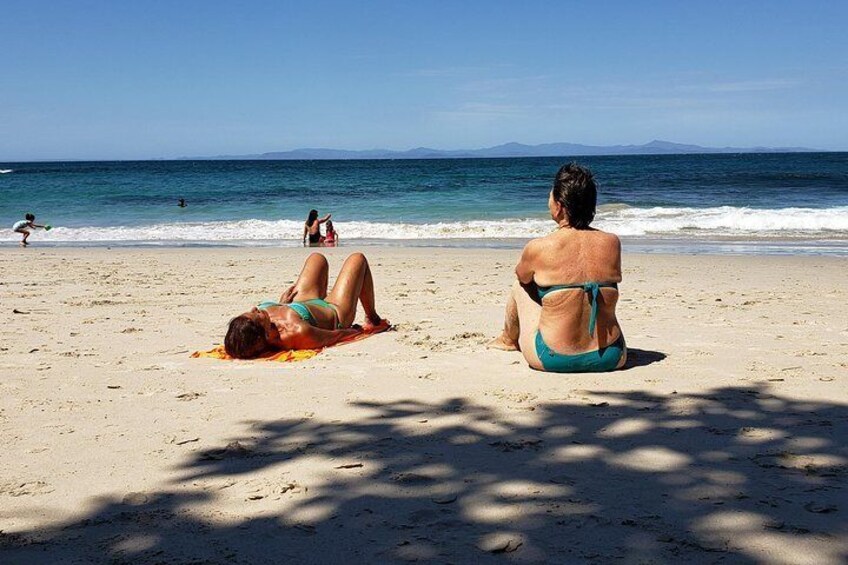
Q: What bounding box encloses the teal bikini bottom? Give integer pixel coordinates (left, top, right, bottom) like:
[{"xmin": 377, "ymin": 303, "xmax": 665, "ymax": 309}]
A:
[
  {"xmin": 535, "ymin": 332, "xmax": 625, "ymax": 373},
  {"xmin": 257, "ymin": 298, "xmax": 341, "ymax": 328}
]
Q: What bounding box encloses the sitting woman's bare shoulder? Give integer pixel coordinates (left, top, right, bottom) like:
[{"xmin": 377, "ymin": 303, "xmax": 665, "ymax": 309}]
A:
[
  {"xmin": 520, "ymin": 235, "xmax": 555, "ymax": 261},
  {"xmin": 590, "ymin": 229, "xmax": 621, "ymax": 249}
]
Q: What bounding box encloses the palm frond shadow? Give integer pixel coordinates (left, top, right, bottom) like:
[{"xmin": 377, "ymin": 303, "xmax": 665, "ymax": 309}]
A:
[{"xmin": 3, "ymin": 385, "xmax": 846, "ymax": 563}]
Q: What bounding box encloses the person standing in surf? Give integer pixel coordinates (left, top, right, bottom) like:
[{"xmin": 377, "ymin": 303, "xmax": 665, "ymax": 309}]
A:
[{"xmin": 303, "ymin": 209, "xmax": 331, "ymax": 246}]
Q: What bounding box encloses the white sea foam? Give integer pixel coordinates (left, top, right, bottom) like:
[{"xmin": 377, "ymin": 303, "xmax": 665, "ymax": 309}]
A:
[
  {"xmin": 0, "ymin": 169, "xmax": 13, "ymax": 174},
  {"xmin": 598, "ymin": 205, "xmax": 848, "ymax": 236},
  {"xmin": 3, "ymin": 206, "xmax": 847, "ymax": 243}
]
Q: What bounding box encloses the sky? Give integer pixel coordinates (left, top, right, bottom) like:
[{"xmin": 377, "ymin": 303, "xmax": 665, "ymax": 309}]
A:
[{"xmin": 1, "ymin": 0, "xmax": 847, "ymax": 160}]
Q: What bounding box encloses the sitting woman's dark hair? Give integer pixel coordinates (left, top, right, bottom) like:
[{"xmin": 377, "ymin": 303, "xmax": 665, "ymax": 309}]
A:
[
  {"xmin": 225, "ymin": 315, "xmax": 268, "ymax": 359},
  {"xmin": 25, "ymin": 213, "xmax": 35, "ymax": 221},
  {"xmin": 306, "ymin": 209, "xmax": 318, "ymax": 226},
  {"xmin": 552, "ymin": 163, "xmax": 597, "ymax": 229}
]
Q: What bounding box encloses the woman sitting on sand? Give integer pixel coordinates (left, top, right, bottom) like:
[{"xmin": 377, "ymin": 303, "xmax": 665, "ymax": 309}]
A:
[
  {"xmin": 489, "ymin": 163, "xmax": 626, "ymax": 372},
  {"xmin": 225, "ymin": 252, "xmax": 384, "ymax": 359},
  {"xmin": 303, "ymin": 209, "xmax": 331, "ymax": 246}
]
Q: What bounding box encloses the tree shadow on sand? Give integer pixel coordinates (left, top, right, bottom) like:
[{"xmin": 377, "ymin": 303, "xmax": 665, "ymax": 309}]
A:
[{"xmin": 3, "ymin": 385, "xmax": 846, "ymax": 563}]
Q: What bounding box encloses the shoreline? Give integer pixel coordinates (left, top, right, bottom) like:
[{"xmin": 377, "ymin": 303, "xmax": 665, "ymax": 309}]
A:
[
  {"xmin": 1, "ymin": 236, "xmax": 847, "ymax": 256},
  {"xmin": 1, "ymin": 247, "xmax": 846, "ymax": 562}
]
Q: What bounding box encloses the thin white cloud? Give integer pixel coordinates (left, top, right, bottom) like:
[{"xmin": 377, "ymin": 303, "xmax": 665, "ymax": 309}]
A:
[{"xmin": 678, "ymin": 78, "xmax": 803, "ymax": 93}]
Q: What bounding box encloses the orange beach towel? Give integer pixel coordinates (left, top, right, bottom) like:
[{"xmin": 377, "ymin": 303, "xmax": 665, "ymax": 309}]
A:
[{"xmin": 191, "ymin": 320, "xmax": 391, "ymax": 362}]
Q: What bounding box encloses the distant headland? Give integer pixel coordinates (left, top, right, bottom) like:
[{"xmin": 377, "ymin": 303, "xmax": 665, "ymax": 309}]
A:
[{"xmin": 183, "ymin": 140, "xmax": 818, "ymax": 160}]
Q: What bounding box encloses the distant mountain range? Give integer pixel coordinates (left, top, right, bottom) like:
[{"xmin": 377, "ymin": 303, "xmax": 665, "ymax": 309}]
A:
[{"xmin": 184, "ymin": 140, "xmax": 817, "ymax": 160}]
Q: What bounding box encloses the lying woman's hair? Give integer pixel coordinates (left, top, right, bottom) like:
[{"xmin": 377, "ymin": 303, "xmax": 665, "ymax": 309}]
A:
[
  {"xmin": 552, "ymin": 163, "xmax": 597, "ymax": 229},
  {"xmin": 225, "ymin": 315, "xmax": 268, "ymax": 359},
  {"xmin": 306, "ymin": 209, "xmax": 318, "ymax": 226}
]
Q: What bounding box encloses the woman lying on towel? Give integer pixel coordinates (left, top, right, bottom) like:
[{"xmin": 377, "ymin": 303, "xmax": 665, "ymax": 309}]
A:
[
  {"xmin": 489, "ymin": 163, "xmax": 626, "ymax": 373},
  {"xmin": 225, "ymin": 252, "xmax": 385, "ymax": 359}
]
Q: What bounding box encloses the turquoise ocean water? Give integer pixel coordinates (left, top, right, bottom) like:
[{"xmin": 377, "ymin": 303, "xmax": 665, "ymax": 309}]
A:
[{"xmin": 1, "ymin": 153, "xmax": 847, "ymax": 254}]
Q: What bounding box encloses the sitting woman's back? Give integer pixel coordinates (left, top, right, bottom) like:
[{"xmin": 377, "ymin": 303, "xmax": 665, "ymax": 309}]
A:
[
  {"xmin": 531, "ymin": 227, "xmax": 622, "ymax": 355},
  {"xmin": 490, "ymin": 163, "xmax": 626, "ymax": 373}
]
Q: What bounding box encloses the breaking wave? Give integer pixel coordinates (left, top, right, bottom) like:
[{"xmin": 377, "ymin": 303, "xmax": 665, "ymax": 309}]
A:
[{"xmin": 3, "ymin": 206, "xmax": 847, "ymax": 243}]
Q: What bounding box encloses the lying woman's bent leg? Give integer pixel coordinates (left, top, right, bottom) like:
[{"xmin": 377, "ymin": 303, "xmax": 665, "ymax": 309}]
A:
[
  {"xmin": 290, "ymin": 253, "xmax": 329, "ymax": 301},
  {"xmin": 327, "ymin": 253, "xmax": 383, "ymax": 329}
]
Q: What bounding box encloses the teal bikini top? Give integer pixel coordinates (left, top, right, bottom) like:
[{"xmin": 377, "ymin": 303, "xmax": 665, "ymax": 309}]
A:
[
  {"xmin": 257, "ymin": 299, "xmax": 317, "ymax": 326},
  {"xmin": 257, "ymin": 298, "xmax": 340, "ymax": 328},
  {"xmin": 536, "ymin": 282, "xmax": 618, "ymax": 335}
]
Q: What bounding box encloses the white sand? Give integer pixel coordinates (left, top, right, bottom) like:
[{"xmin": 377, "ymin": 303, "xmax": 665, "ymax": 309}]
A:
[{"xmin": 1, "ymin": 247, "xmax": 846, "ymax": 563}]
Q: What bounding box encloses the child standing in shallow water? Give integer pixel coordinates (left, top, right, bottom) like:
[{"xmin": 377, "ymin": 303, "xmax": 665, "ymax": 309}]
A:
[{"xmin": 12, "ymin": 213, "xmax": 45, "ymax": 246}]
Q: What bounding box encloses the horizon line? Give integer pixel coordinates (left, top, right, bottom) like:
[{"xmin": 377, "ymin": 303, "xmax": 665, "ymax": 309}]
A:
[{"xmin": 2, "ymin": 139, "xmax": 837, "ymax": 164}]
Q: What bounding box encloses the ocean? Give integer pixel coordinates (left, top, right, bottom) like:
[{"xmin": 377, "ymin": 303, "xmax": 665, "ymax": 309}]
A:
[{"xmin": 2, "ymin": 153, "xmax": 847, "ymax": 254}]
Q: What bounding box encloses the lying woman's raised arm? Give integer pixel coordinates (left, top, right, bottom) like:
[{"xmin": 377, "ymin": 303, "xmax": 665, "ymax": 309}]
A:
[{"xmin": 305, "ymin": 326, "xmax": 361, "ymax": 348}]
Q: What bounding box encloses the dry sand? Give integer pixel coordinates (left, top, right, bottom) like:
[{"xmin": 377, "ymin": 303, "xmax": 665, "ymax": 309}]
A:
[{"xmin": 1, "ymin": 246, "xmax": 846, "ymax": 564}]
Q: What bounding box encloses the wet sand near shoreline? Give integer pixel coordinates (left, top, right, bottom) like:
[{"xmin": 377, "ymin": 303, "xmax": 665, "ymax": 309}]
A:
[{"xmin": 1, "ymin": 247, "xmax": 846, "ymax": 563}]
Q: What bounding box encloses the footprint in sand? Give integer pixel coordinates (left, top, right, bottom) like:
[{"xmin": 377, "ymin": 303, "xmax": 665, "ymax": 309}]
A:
[{"xmin": 0, "ymin": 481, "xmax": 54, "ymax": 497}]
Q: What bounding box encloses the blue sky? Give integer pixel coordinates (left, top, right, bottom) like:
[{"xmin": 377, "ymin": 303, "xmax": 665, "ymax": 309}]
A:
[{"xmin": 1, "ymin": 1, "xmax": 846, "ymax": 160}]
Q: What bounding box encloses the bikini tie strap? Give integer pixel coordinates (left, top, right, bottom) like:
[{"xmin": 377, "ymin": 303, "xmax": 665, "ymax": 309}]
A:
[{"xmin": 585, "ymin": 282, "xmax": 600, "ymax": 335}]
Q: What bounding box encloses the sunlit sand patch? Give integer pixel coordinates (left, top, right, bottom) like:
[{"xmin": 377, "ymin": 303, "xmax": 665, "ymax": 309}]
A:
[
  {"xmin": 658, "ymin": 418, "xmax": 702, "ymax": 429},
  {"xmin": 785, "ymin": 436, "xmax": 829, "ymax": 450},
  {"xmin": 322, "ymin": 430, "xmax": 373, "ymax": 444},
  {"xmin": 462, "ymin": 480, "xmax": 583, "ymax": 524},
  {"xmin": 281, "ymin": 500, "xmax": 338, "ymax": 523},
  {"xmin": 112, "ymin": 534, "xmax": 160, "ymax": 554},
  {"xmin": 488, "ymin": 480, "xmax": 566, "ymax": 498},
  {"xmin": 608, "ymin": 447, "xmax": 691, "ymax": 472},
  {"xmin": 694, "ymin": 510, "xmax": 848, "ymax": 565},
  {"xmin": 396, "ymin": 463, "xmax": 453, "ymax": 480},
  {"xmin": 543, "ymin": 444, "xmax": 610, "ymax": 463},
  {"xmin": 728, "ymin": 409, "xmax": 764, "ymax": 419},
  {"xmin": 597, "ymin": 417, "xmax": 654, "ymax": 437},
  {"xmin": 665, "ymin": 398, "xmax": 703, "ymax": 416},
  {"xmin": 751, "ymin": 451, "xmax": 847, "ymax": 475},
  {"xmin": 757, "ymin": 397, "xmax": 789, "ymax": 411},
  {"xmin": 736, "ymin": 426, "xmax": 786, "ymax": 444},
  {"xmin": 448, "ymin": 433, "xmax": 483, "ymax": 445}
]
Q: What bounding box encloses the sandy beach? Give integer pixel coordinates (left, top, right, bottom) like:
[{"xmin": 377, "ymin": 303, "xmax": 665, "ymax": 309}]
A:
[{"xmin": 1, "ymin": 246, "xmax": 846, "ymax": 563}]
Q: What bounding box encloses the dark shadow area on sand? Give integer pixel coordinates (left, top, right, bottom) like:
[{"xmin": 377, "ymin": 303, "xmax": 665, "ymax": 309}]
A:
[
  {"xmin": 3, "ymin": 384, "xmax": 846, "ymax": 563},
  {"xmin": 623, "ymin": 348, "xmax": 667, "ymax": 369}
]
